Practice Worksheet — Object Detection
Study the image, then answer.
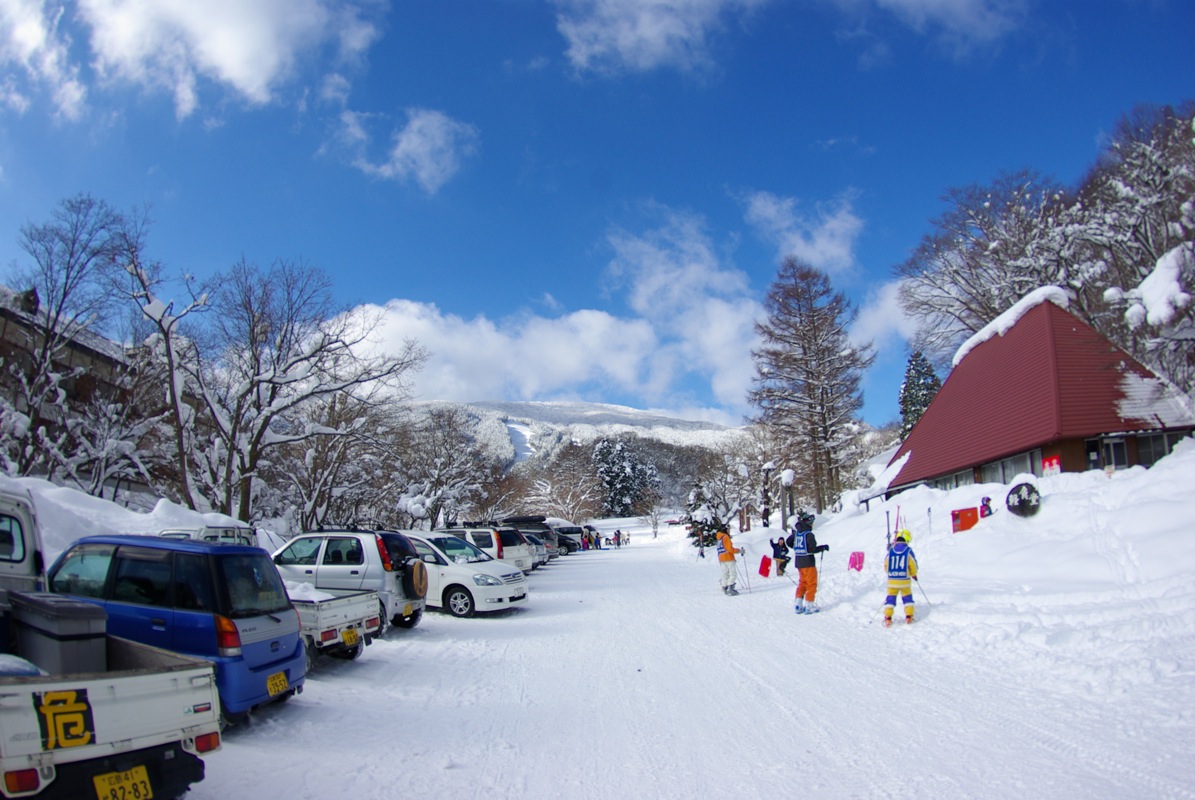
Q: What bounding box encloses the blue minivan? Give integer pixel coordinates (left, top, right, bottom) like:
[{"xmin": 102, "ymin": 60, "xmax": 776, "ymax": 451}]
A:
[{"xmin": 47, "ymin": 535, "xmax": 305, "ymax": 723}]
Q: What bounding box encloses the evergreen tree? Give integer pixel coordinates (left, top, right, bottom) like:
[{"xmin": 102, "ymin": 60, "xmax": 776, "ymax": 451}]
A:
[
  {"xmin": 592, "ymin": 437, "xmax": 659, "ymax": 517},
  {"xmin": 748, "ymin": 258, "xmax": 875, "ymax": 512},
  {"xmin": 898, "ymin": 351, "xmax": 941, "ymax": 441}
]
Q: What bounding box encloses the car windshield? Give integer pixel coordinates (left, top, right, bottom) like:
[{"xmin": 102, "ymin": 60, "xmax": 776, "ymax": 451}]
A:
[
  {"xmin": 217, "ymin": 553, "xmax": 291, "ymax": 618},
  {"xmin": 428, "ymin": 535, "xmax": 491, "ymax": 563}
]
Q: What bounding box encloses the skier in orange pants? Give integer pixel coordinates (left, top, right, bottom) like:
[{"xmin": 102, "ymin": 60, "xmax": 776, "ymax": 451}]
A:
[{"xmin": 788, "ymin": 510, "xmax": 828, "ymax": 614}]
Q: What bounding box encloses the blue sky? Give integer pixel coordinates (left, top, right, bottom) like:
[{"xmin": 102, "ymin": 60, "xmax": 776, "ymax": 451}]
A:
[{"xmin": 1, "ymin": 0, "xmax": 1192, "ymax": 428}]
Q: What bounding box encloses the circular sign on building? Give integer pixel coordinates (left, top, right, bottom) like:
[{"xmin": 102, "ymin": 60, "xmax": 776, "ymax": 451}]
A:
[{"xmin": 1006, "ymin": 483, "xmax": 1042, "ymax": 517}]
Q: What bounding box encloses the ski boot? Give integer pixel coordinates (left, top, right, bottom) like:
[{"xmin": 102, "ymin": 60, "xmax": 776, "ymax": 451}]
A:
[
  {"xmin": 883, "ymin": 616, "xmax": 892, "ymax": 628},
  {"xmin": 726, "ymin": 584, "xmax": 740, "ymax": 596},
  {"xmin": 906, "ymin": 615, "xmax": 914, "ymax": 624}
]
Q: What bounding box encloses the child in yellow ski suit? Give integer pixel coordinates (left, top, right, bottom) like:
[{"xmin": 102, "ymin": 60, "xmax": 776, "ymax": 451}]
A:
[{"xmin": 884, "ymin": 531, "xmax": 918, "ymax": 626}]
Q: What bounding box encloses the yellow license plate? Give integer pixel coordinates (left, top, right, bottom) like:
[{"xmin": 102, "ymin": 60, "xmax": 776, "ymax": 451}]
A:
[
  {"xmin": 266, "ymin": 670, "xmax": 289, "ymax": 697},
  {"xmin": 341, "ymin": 627, "xmax": 360, "ymax": 646},
  {"xmin": 93, "ymin": 765, "xmax": 152, "ymax": 800}
]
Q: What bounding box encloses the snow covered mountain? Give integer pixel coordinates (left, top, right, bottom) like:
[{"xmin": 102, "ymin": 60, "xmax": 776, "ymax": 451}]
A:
[{"xmin": 466, "ymin": 400, "xmax": 745, "ymax": 462}]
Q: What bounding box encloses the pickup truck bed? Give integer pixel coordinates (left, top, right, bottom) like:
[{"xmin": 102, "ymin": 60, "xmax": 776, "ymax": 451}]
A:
[
  {"xmin": 0, "ymin": 635, "xmax": 221, "ymax": 799},
  {"xmin": 287, "ymin": 587, "xmax": 382, "ymax": 671}
]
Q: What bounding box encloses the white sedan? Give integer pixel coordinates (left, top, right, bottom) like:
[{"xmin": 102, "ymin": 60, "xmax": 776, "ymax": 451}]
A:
[{"xmin": 406, "ymin": 533, "xmax": 529, "ymax": 617}]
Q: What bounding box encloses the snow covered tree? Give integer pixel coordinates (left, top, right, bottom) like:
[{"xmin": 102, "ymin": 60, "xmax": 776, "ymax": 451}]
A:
[
  {"xmin": 749, "ymin": 258, "xmax": 875, "ymax": 512},
  {"xmin": 520, "ymin": 442, "xmax": 603, "ymax": 523},
  {"xmin": 896, "ymin": 170, "xmax": 1068, "ymax": 364},
  {"xmin": 1077, "ymin": 104, "xmax": 1195, "ymax": 394},
  {"xmin": 1, "ymin": 194, "xmax": 129, "ymax": 480},
  {"xmin": 592, "ymin": 437, "xmax": 660, "ymax": 517},
  {"xmin": 898, "ymin": 351, "xmax": 941, "ymax": 441},
  {"xmin": 123, "ymin": 257, "xmax": 427, "ymax": 522}
]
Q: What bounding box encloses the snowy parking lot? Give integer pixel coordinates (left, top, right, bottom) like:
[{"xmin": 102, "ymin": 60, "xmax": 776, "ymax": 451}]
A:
[{"xmin": 190, "ymin": 462, "xmax": 1195, "ymax": 800}]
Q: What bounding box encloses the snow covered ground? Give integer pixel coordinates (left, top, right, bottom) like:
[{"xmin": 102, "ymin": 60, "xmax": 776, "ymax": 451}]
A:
[{"xmin": 8, "ymin": 439, "xmax": 1195, "ymax": 799}]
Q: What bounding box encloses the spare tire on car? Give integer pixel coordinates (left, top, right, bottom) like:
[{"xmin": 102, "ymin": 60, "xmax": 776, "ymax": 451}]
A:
[{"xmin": 402, "ymin": 559, "xmax": 428, "ymax": 599}]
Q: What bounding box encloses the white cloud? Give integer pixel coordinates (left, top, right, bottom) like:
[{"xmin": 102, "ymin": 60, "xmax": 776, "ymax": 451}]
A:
[
  {"xmin": 852, "ymin": 277, "xmax": 918, "ymax": 351},
  {"xmin": 604, "ymin": 207, "xmax": 761, "ymax": 408},
  {"xmin": 553, "ymin": 0, "xmax": 768, "ymax": 74},
  {"xmin": 830, "ymin": 0, "xmax": 1026, "ymax": 57},
  {"xmin": 0, "ymin": 0, "xmax": 382, "ymax": 121},
  {"xmin": 351, "ymin": 206, "xmax": 762, "ymax": 420},
  {"xmin": 348, "ymin": 107, "xmax": 480, "ymax": 194},
  {"xmin": 360, "ymin": 299, "xmax": 659, "ymax": 404},
  {"xmin": 743, "ymin": 190, "xmax": 863, "ymax": 275},
  {"xmin": 0, "ymin": 0, "xmax": 87, "ymax": 119},
  {"xmin": 876, "ymin": 0, "xmax": 1025, "ymax": 44}
]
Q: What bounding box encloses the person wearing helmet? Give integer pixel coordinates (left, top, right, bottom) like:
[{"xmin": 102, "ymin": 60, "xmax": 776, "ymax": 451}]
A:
[
  {"xmin": 979, "ymin": 497, "xmax": 994, "ymax": 518},
  {"xmin": 715, "ymin": 526, "xmax": 743, "ymax": 596},
  {"xmin": 787, "ymin": 510, "xmax": 829, "ymax": 614},
  {"xmin": 884, "ymin": 530, "xmax": 919, "ymax": 626}
]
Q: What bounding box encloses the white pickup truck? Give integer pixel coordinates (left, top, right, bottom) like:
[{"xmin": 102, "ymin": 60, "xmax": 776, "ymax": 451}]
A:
[
  {"xmin": 0, "ymin": 489, "xmax": 222, "ymax": 800},
  {"xmin": 286, "ymin": 583, "xmax": 383, "ymax": 673}
]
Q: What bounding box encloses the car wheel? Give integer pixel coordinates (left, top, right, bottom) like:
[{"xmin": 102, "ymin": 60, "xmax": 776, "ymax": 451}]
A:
[
  {"xmin": 304, "ymin": 640, "xmax": 318, "ymax": 675},
  {"xmin": 444, "ymin": 586, "xmax": 475, "ymax": 618},
  {"xmin": 392, "ymin": 606, "xmax": 422, "ymax": 629},
  {"xmin": 331, "ymin": 642, "xmax": 364, "ymax": 660},
  {"xmin": 219, "ymin": 703, "xmax": 249, "ymax": 732},
  {"xmin": 376, "ymin": 600, "xmax": 390, "ymax": 636}
]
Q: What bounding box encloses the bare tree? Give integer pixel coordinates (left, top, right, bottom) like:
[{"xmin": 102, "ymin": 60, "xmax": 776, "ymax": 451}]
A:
[
  {"xmin": 1, "ymin": 194, "xmax": 131, "ymax": 479},
  {"xmin": 520, "ymin": 442, "xmax": 603, "ymax": 522},
  {"xmin": 896, "ymin": 171, "xmax": 1068, "ymax": 365}
]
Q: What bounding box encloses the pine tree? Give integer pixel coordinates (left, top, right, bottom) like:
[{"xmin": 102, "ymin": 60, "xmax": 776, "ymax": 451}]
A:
[
  {"xmin": 592, "ymin": 437, "xmax": 659, "ymax": 517},
  {"xmin": 748, "ymin": 258, "xmax": 875, "ymax": 512},
  {"xmin": 898, "ymin": 351, "xmax": 941, "ymax": 441}
]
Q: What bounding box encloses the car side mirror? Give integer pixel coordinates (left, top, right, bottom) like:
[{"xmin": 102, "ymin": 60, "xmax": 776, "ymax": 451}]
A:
[{"xmin": 422, "ymin": 554, "xmax": 436, "ymax": 564}]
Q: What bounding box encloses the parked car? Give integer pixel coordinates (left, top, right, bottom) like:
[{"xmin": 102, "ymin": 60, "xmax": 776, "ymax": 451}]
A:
[
  {"xmin": 439, "ymin": 525, "xmax": 535, "ymax": 574},
  {"xmin": 554, "ymin": 524, "xmax": 587, "ymax": 553},
  {"xmin": 530, "ymin": 527, "xmax": 561, "ymax": 558},
  {"xmin": 504, "ymin": 515, "xmax": 577, "ymax": 555},
  {"xmin": 522, "ymin": 532, "xmax": 549, "ymax": 567},
  {"xmin": 47, "ymin": 535, "xmax": 305, "ymax": 726},
  {"xmin": 160, "ymin": 525, "xmax": 256, "ymax": 546},
  {"xmin": 287, "ymin": 584, "xmax": 383, "ymax": 672},
  {"xmin": 405, "ymin": 532, "xmax": 529, "ymax": 617},
  {"xmin": 272, "ymin": 529, "xmax": 428, "ymax": 630}
]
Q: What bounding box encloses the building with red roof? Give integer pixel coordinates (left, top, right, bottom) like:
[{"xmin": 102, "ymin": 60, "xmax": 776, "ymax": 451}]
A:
[{"xmin": 885, "ymin": 291, "xmax": 1194, "ymax": 495}]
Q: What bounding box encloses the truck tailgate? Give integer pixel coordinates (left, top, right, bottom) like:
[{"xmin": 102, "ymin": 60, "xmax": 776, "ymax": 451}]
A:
[{"xmin": 0, "ymin": 636, "xmax": 220, "ymax": 767}]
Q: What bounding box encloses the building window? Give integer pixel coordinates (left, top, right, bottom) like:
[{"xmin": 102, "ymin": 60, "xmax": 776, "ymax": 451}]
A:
[
  {"xmin": 1137, "ymin": 434, "xmax": 1166, "ymax": 467},
  {"xmin": 1102, "ymin": 438, "xmax": 1128, "ymax": 469},
  {"xmin": 978, "ymin": 449, "xmax": 1043, "ymax": 484}
]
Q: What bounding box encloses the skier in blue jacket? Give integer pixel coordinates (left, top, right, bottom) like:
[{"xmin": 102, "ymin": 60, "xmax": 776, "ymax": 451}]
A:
[{"xmin": 884, "ymin": 530, "xmax": 918, "ymax": 626}]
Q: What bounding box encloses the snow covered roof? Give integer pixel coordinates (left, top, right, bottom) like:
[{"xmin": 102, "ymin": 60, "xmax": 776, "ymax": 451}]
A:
[{"xmin": 887, "ymin": 297, "xmax": 1195, "ymax": 491}]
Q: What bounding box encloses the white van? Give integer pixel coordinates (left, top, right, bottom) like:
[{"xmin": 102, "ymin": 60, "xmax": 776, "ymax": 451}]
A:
[
  {"xmin": 438, "ymin": 525, "xmax": 534, "ymax": 574},
  {"xmin": 405, "ymin": 532, "xmax": 528, "ymax": 617}
]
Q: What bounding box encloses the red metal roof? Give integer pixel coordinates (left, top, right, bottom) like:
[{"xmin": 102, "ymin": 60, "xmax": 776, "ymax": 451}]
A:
[{"xmin": 886, "ymin": 301, "xmax": 1174, "ymax": 489}]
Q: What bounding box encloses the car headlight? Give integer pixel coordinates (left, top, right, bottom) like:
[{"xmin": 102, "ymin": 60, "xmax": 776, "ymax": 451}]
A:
[{"xmin": 472, "ymin": 574, "xmax": 504, "ymax": 587}]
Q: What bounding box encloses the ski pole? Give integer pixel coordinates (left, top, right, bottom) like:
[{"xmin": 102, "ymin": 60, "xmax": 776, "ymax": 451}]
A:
[
  {"xmin": 868, "ymin": 603, "xmax": 887, "ymax": 625},
  {"xmin": 739, "ymin": 551, "xmax": 752, "ymax": 593},
  {"xmin": 914, "ymin": 578, "xmax": 931, "ymax": 605}
]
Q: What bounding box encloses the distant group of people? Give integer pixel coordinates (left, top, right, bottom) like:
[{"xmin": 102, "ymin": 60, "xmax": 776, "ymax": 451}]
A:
[
  {"xmin": 717, "ymin": 508, "xmax": 922, "ymax": 625},
  {"xmin": 580, "ymin": 529, "xmax": 629, "ymax": 550}
]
